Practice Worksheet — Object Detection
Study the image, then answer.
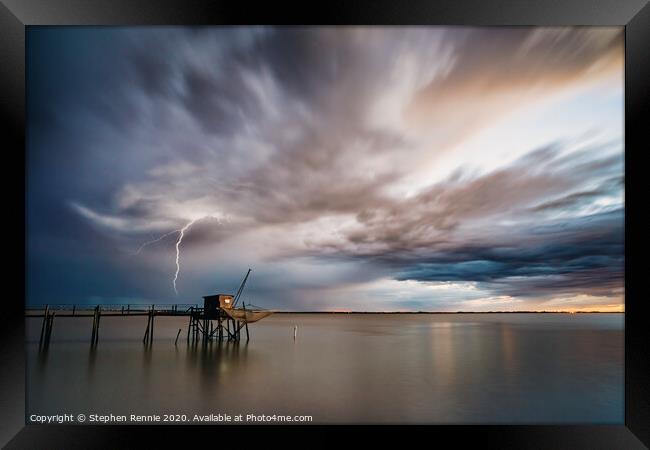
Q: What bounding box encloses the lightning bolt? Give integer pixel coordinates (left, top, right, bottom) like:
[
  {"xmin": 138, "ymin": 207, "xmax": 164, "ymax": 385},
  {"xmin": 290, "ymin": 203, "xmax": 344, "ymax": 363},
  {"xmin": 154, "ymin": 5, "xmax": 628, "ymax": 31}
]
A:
[
  {"xmin": 132, "ymin": 229, "xmax": 182, "ymax": 256},
  {"xmin": 173, "ymin": 218, "xmax": 200, "ymax": 296},
  {"xmin": 135, "ymin": 215, "xmax": 219, "ymax": 295}
]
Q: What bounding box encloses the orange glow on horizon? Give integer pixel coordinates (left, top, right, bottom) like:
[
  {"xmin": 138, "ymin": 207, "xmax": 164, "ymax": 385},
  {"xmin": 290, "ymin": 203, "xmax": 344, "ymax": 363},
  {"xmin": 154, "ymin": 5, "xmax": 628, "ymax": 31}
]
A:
[{"xmin": 547, "ymin": 304, "xmax": 624, "ymax": 313}]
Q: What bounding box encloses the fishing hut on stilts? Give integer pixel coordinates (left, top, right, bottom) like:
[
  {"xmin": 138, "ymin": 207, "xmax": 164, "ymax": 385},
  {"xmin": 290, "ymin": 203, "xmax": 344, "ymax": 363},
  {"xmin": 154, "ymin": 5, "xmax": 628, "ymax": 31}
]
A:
[{"xmin": 187, "ymin": 269, "xmax": 273, "ymax": 344}]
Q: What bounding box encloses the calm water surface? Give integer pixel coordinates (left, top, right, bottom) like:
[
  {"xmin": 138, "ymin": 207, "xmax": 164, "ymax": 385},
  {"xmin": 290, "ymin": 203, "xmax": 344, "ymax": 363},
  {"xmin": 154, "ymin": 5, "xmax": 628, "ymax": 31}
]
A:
[{"xmin": 27, "ymin": 313, "xmax": 623, "ymax": 424}]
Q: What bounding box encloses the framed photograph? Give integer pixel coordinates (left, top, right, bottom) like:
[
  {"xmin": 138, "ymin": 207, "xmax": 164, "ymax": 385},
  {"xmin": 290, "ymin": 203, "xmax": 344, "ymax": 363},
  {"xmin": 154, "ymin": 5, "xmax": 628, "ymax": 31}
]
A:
[{"xmin": 2, "ymin": 0, "xmax": 649, "ymax": 447}]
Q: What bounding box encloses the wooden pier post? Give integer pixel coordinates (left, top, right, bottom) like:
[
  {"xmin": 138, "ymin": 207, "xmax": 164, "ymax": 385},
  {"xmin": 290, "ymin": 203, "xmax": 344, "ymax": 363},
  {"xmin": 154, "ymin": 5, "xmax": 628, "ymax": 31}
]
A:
[
  {"xmin": 91, "ymin": 306, "xmax": 98, "ymax": 345},
  {"xmin": 94, "ymin": 306, "xmax": 101, "ymax": 345},
  {"xmin": 143, "ymin": 309, "xmax": 151, "ymax": 344},
  {"xmin": 175, "ymin": 328, "xmax": 181, "ymax": 346},
  {"xmin": 43, "ymin": 314, "xmax": 52, "ymax": 347},
  {"xmin": 50, "ymin": 311, "xmax": 56, "ymax": 342},
  {"xmin": 243, "ymin": 303, "xmax": 250, "ymax": 342},
  {"xmin": 191, "ymin": 315, "xmax": 195, "ymax": 343},
  {"xmin": 191, "ymin": 312, "xmax": 195, "ymax": 343},
  {"xmin": 43, "ymin": 311, "xmax": 55, "ymax": 347},
  {"xmin": 218, "ymin": 314, "xmax": 223, "ymax": 341},
  {"xmin": 186, "ymin": 307, "xmax": 193, "ymax": 343},
  {"xmin": 149, "ymin": 305, "xmax": 155, "ymax": 343},
  {"xmin": 39, "ymin": 305, "xmax": 49, "ymax": 346}
]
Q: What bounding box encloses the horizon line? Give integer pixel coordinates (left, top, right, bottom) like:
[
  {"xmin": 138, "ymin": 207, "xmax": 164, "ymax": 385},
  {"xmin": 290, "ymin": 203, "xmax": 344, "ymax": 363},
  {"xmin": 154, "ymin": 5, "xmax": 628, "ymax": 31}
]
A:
[
  {"xmin": 23, "ymin": 304, "xmax": 624, "ymax": 314},
  {"xmin": 272, "ymin": 310, "xmax": 623, "ymax": 314}
]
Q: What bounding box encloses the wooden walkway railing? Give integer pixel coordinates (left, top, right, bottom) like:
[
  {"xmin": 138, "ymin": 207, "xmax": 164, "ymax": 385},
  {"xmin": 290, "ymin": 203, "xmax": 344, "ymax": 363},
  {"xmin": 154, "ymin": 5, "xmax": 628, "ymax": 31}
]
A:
[{"xmin": 27, "ymin": 303, "xmax": 247, "ymax": 349}]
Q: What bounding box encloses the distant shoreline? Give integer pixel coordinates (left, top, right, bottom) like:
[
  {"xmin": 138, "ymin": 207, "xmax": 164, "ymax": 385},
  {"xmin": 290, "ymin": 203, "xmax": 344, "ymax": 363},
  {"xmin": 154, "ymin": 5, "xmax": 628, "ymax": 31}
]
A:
[
  {"xmin": 23, "ymin": 306, "xmax": 623, "ymax": 314},
  {"xmin": 272, "ymin": 311, "xmax": 623, "ymax": 314}
]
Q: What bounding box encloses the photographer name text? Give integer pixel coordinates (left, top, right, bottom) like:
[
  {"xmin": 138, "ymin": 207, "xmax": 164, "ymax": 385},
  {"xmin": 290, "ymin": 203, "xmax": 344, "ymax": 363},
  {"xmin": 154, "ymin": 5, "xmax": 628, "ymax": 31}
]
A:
[{"xmin": 29, "ymin": 413, "xmax": 313, "ymax": 424}]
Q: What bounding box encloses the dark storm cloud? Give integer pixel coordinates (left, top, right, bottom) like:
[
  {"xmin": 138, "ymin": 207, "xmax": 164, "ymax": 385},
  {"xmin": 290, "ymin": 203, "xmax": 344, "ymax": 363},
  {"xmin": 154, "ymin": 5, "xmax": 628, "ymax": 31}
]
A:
[
  {"xmin": 529, "ymin": 185, "xmax": 616, "ymax": 212},
  {"xmin": 121, "ymin": 27, "xmax": 373, "ymax": 137},
  {"xmin": 391, "ymin": 210, "xmax": 623, "ymax": 298}
]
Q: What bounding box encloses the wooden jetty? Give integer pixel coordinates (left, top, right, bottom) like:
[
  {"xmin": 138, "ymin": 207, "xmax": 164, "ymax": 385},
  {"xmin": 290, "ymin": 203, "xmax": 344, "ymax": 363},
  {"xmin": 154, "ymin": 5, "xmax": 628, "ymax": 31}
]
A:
[{"xmin": 27, "ymin": 269, "xmax": 273, "ymax": 348}]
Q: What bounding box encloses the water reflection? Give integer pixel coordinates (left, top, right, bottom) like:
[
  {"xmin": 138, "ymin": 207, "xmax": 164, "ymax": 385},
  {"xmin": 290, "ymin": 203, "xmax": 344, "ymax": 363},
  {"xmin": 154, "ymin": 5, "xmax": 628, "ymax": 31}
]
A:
[
  {"xmin": 26, "ymin": 314, "xmax": 624, "ymax": 423},
  {"xmin": 87, "ymin": 345, "xmax": 98, "ymax": 380},
  {"xmin": 184, "ymin": 341, "xmax": 249, "ymax": 392}
]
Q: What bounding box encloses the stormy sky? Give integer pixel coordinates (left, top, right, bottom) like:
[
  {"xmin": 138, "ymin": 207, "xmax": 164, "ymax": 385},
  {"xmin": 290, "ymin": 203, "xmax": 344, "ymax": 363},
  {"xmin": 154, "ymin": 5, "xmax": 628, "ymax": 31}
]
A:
[{"xmin": 26, "ymin": 26, "xmax": 624, "ymax": 311}]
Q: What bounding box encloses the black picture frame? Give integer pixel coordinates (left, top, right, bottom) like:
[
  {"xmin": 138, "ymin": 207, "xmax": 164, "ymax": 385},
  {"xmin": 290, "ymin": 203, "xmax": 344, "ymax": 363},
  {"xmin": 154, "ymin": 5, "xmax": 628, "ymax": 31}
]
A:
[{"xmin": 2, "ymin": 0, "xmax": 648, "ymax": 447}]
